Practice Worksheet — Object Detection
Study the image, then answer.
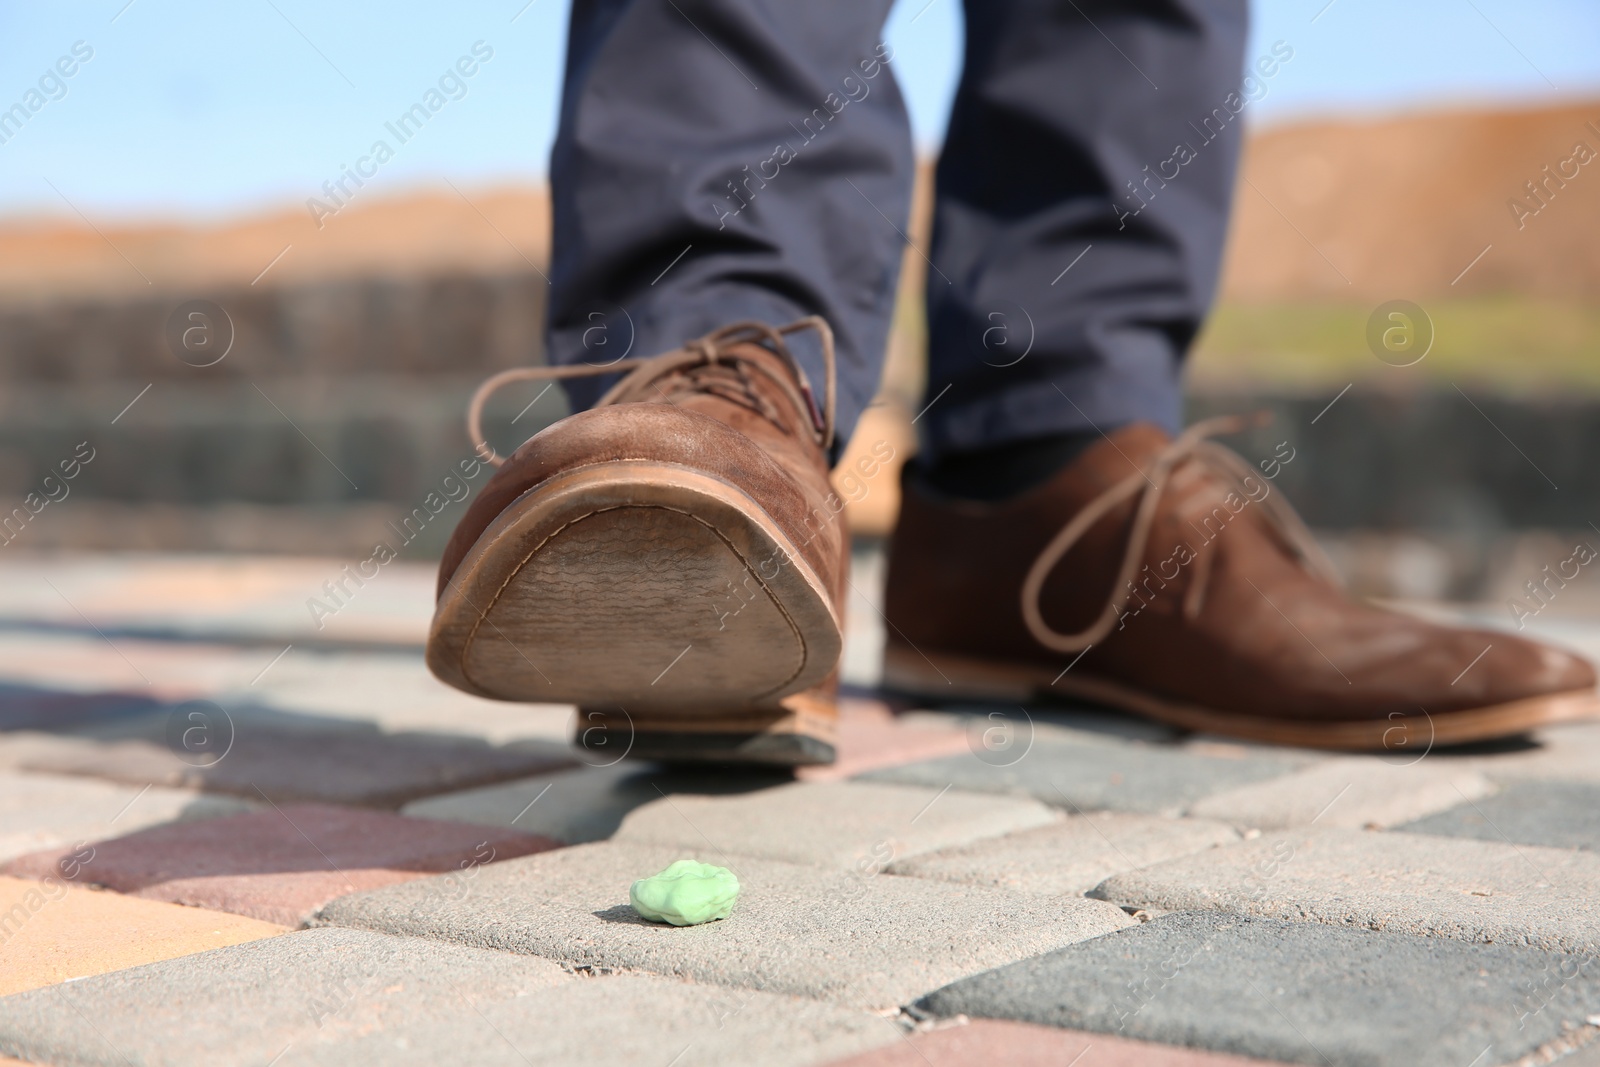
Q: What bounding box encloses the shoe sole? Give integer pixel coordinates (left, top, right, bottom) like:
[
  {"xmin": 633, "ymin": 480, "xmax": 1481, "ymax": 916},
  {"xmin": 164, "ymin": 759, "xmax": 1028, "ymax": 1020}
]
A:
[
  {"xmin": 429, "ymin": 460, "xmax": 842, "ymax": 750},
  {"xmin": 574, "ymin": 693, "xmax": 837, "ymax": 766},
  {"xmin": 882, "ymin": 642, "xmax": 1600, "ymax": 750}
]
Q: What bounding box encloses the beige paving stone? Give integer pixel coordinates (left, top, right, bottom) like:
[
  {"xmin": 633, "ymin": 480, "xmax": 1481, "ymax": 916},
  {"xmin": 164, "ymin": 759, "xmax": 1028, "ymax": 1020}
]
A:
[
  {"xmin": 0, "ymin": 874, "xmax": 286, "ymax": 996},
  {"xmin": 319, "ymin": 840, "xmax": 1134, "ymax": 1009},
  {"xmin": 1092, "ymin": 826, "xmax": 1600, "ymax": 953},
  {"xmin": 0, "ymin": 770, "xmax": 250, "ymax": 863},
  {"xmin": 612, "ymin": 780, "xmax": 1060, "ymax": 869},
  {"xmin": 1187, "ymin": 757, "xmax": 1495, "ymax": 829},
  {"xmin": 1453, "ymin": 720, "xmax": 1600, "ymax": 786},
  {"xmin": 888, "ymin": 812, "xmax": 1239, "ymax": 896},
  {"xmin": 0, "ymin": 927, "xmax": 896, "ymax": 1067}
]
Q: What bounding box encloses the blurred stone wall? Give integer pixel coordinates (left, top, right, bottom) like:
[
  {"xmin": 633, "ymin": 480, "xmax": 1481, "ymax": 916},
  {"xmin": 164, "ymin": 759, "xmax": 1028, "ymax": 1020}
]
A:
[{"xmin": 0, "ymin": 269, "xmax": 555, "ymax": 557}]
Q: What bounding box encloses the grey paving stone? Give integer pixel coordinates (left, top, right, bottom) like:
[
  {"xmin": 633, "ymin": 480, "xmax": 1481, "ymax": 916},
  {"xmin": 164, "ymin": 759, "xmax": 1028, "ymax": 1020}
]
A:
[
  {"xmin": 614, "ymin": 780, "xmax": 1059, "ymax": 869},
  {"xmin": 402, "ymin": 762, "xmax": 793, "ymax": 844},
  {"xmin": 0, "ymin": 926, "xmax": 896, "ymax": 1067},
  {"xmin": 0, "ymin": 727, "xmax": 576, "ymax": 809},
  {"xmin": 0, "ymin": 769, "xmax": 250, "ymax": 863},
  {"xmin": 859, "ymin": 738, "xmax": 1305, "ymax": 816},
  {"xmin": 1398, "ymin": 780, "xmax": 1600, "ymax": 851},
  {"xmin": 0, "ymin": 683, "xmax": 163, "ymax": 732},
  {"xmin": 888, "ymin": 813, "xmax": 1239, "ymax": 897},
  {"xmin": 915, "ymin": 911, "xmax": 1600, "ymax": 1067},
  {"xmin": 1188, "ymin": 758, "xmax": 1494, "ymax": 829},
  {"xmin": 317, "ymin": 840, "xmax": 1133, "ymax": 1009},
  {"xmin": 1092, "ymin": 827, "xmax": 1600, "ymax": 953},
  {"xmin": 897, "ymin": 705, "xmax": 1182, "ymax": 746}
]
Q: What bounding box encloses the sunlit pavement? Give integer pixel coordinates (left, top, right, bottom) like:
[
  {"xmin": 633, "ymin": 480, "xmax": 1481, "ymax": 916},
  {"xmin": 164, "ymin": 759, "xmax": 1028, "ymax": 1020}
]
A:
[{"xmin": 1, "ymin": 552, "xmax": 1600, "ymax": 1066}]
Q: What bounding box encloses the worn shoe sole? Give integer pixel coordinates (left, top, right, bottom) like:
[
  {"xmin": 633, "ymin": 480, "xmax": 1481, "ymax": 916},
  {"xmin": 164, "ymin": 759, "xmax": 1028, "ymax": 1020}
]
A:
[
  {"xmin": 429, "ymin": 460, "xmax": 842, "ymax": 760},
  {"xmin": 573, "ymin": 690, "xmax": 837, "ymax": 766},
  {"xmin": 882, "ymin": 642, "xmax": 1600, "ymax": 750}
]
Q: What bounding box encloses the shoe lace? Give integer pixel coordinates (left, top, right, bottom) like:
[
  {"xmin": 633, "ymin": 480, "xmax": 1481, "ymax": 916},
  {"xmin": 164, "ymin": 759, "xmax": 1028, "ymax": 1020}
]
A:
[
  {"xmin": 1019, "ymin": 414, "xmax": 1344, "ymax": 653},
  {"xmin": 466, "ymin": 316, "xmax": 837, "ymax": 467}
]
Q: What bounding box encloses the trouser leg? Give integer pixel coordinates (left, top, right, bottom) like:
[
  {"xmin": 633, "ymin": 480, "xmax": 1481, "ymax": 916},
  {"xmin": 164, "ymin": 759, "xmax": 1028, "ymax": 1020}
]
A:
[
  {"xmin": 547, "ymin": 0, "xmax": 914, "ymax": 453},
  {"xmin": 921, "ymin": 0, "xmax": 1251, "ymax": 463}
]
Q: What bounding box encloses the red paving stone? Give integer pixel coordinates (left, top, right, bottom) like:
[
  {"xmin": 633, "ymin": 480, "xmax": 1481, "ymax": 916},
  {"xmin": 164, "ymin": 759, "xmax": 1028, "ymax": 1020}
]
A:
[
  {"xmin": 797, "ymin": 696, "xmax": 970, "ymax": 782},
  {"xmin": 826, "ymin": 1019, "xmax": 1288, "ymax": 1067},
  {"xmin": 3, "ymin": 803, "xmax": 560, "ymax": 927}
]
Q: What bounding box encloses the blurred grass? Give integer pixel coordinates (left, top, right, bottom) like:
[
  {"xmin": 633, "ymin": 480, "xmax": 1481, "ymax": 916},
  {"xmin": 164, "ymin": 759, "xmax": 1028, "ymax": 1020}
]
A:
[{"xmin": 1190, "ymin": 297, "xmax": 1600, "ymax": 393}]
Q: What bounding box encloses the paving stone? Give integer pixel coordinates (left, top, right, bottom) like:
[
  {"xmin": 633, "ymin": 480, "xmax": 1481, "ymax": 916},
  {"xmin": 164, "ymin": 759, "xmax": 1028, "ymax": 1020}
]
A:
[
  {"xmin": 4, "ymin": 803, "xmax": 559, "ymax": 927},
  {"xmin": 0, "ymin": 553, "xmax": 436, "ymax": 646},
  {"xmin": 317, "ymin": 840, "xmax": 1134, "ymax": 1009},
  {"xmin": 795, "ymin": 696, "xmax": 971, "ymax": 782},
  {"xmin": 1187, "ymin": 758, "xmax": 1494, "ymax": 829},
  {"xmin": 1092, "ymin": 827, "xmax": 1600, "ymax": 953},
  {"xmin": 824, "ymin": 1018, "xmax": 1289, "ymax": 1066},
  {"xmin": 1448, "ymin": 721, "xmax": 1600, "ymax": 786},
  {"xmin": 859, "ymin": 738, "xmax": 1305, "ymax": 816},
  {"xmin": 0, "ymin": 770, "xmax": 250, "ymax": 863},
  {"xmin": 915, "ymin": 911, "xmax": 1600, "ymax": 1067},
  {"xmin": 0, "ymin": 874, "xmax": 285, "ymax": 997},
  {"xmin": 888, "ymin": 813, "xmax": 1239, "ymax": 897},
  {"xmin": 613, "ymin": 780, "xmax": 1059, "ymax": 869},
  {"xmin": 899, "ymin": 704, "xmax": 1184, "ymax": 746},
  {"xmin": 0, "ymin": 632, "xmax": 578, "ymax": 747},
  {"xmin": 0, "ymin": 927, "xmax": 899, "ymax": 1067},
  {"xmin": 0, "ymin": 726, "xmax": 576, "ymax": 808},
  {"xmin": 402, "ymin": 762, "xmax": 793, "ymax": 844},
  {"xmin": 0, "ymin": 683, "xmax": 164, "ymax": 732},
  {"xmin": 1546, "ymin": 1034, "xmax": 1600, "ymax": 1066},
  {"xmin": 1397, "ymin": 780, "xmax": 1600, "ymax": 851}
]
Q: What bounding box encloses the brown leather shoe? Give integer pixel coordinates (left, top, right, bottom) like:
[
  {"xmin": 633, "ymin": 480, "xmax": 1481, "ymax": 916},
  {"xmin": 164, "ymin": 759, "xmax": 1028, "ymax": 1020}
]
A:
[
  {"xmin": 428, "ymin": 318, "xmax": 847, "ymax": 765},
  {"xmin": 883, "ymin": 417, "xmax": 1599, "ymax": 749}
]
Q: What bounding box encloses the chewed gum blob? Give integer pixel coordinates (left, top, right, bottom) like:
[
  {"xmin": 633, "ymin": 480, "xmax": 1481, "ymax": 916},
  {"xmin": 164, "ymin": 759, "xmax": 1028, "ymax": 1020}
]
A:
[{"xmin": 629, "ymin": 859, "xmax": 740, "ymax": 926}]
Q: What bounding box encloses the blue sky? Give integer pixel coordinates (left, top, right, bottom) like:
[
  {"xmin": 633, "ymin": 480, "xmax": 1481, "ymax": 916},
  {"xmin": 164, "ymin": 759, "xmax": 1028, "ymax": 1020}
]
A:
[{"xmin": 1, "ymin": 0, "xmax": 1597, "ymax": 221}]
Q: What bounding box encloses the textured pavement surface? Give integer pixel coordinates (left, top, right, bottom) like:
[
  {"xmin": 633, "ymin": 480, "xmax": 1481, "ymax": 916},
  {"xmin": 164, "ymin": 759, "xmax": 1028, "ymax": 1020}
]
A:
[
  {"xmin": 3, "ymin": 553, "xmax": 1600, "ymax": 1066},
  {"xmin": 861, "ymin": 737, "xmax": 1307, "ymax": 815},
  {"xmin": 1092, "ymin": 826, "xmax": 1600, "ymax": 952},
  {"xmin": 916, "ymin": 911, "xmax": 1600, "ymax": 1067},
  {"xmin": 0, "ymin": 928, "xmax": 902, "ymax": 1066},
  {"xmin": 0, "ymin": 874, "xmax": 286, "ymax": 997},
  {"xmin": 317, "ymin": 839, "xmax": 1134, "ymax": 1008},
  {"xmin": 3, "ymin": 803, "xmax": 559, "ymax": 926}
]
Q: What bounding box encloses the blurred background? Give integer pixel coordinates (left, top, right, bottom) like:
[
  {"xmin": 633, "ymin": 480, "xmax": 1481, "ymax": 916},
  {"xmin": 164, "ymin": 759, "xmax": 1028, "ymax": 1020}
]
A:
[{"xmin": 3, "ymin": 0, "xmax": 1600, "ymax": 621}]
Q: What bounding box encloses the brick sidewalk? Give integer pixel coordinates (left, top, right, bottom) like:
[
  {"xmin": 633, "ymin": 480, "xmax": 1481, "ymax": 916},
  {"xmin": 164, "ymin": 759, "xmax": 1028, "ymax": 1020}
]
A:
[{"xmin": 1, "ymin": 554, "xmax": 1599, "ymax": 1066}]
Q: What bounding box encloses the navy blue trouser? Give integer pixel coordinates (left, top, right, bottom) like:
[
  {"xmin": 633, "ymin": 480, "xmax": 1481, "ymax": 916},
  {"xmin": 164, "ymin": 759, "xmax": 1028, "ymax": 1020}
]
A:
[{"xmin": 547, "ymin": 0, "xmax": 1249, "ymax": 462}]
